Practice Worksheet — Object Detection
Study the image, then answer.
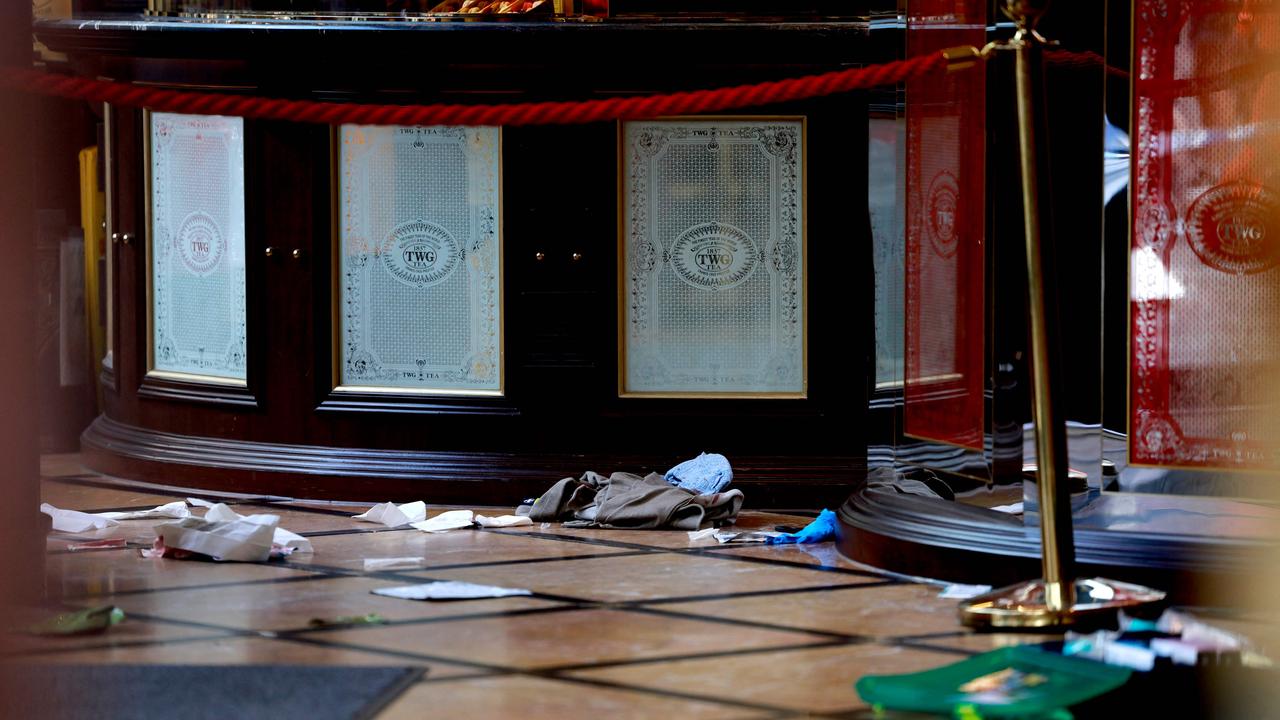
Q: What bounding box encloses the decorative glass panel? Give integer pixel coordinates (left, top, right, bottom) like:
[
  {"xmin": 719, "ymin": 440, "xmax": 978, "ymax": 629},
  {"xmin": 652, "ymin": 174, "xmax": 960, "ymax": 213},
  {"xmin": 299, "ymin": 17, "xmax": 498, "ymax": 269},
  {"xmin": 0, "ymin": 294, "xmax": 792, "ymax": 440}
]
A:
[
  {"xmin": 149, "ymin": 112, "xmax": 247, "ymax": 382},
  {"xmin": 622, "ymin": 118, "xmax": 805, "ymax": 396},
  {"xmin": 337, "ymin": 125, "xmax": 502, "ymax": 395}
]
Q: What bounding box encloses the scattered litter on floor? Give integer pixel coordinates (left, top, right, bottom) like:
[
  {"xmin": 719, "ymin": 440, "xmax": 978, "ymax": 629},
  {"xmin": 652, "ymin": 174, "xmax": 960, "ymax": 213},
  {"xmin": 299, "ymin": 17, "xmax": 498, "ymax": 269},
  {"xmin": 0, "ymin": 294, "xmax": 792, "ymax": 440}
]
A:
[
  {"xmin": 687, "ymin": 527, "xmax": 719, "ymax": 541},
  {"xmin": 767, "ymin": 508, "xmax": 838, "ymax": 544},
  {"xmin": 856, "ymin": 645, "xmax": 1130, "ymax": 718},
  {"xmin": 98, "ymin": 501, "xmax": 191, "ymax": 521},
  {"xmin": 27, "ymin": 605, "xmax": 125, "ymax": 635},
  {"xmin": 524, "ymin": 471, "xmax": 743, "ymax": 530},
  {"xmin": 352, "ymin": 501, "xmax": 427, "ymax": 527},
  {"xmin": 664, "ymin": 452, "xmax": 733, "ymax": 495},
  {"xmin": 40, "ymin": 503, "xmax": 119, "ymax": 533},
  {"xmin": 714, "ymin": 530, "xmax": 782, "ymax": 544},
  {"xmin": 938, "ymin": 584, "xmax": 993, "ymax": 600},
  {"xmin": 152, "ymin": 514, "xmax": 283, "ymax": 562},
  {"xmin": 474, "ymin": 514, "xmax": 532, "ymax": 528},
  {"xmin": 186, "ymin": 497, "xmax": 216, "ymax": 508},
  {"xmin": 307, "ymin": 613, "xmax": 389, "ymax": 628},
  {"xmin": 200, "ymin": 503, "xmax": 313, "ymax": 553},
  {"xmin": 992, "ymin": 502, "xmax": 1024, "ymax": 514},
  {"xmin": 65, "ymin": 537, "xmax": 131, "ymax": 552},
  {"xmin": 410, "ymin": 509, "xmax": 475, "ymax": 533},
  {"xmin": 1062, "ymin": 609, "xmax": 1269, "ymax": 670},
  {"xmin": 371, "ymin": 581, "xmax": 532, "ymax": 601},
  {"xmin": 363, "ymin": 557, "xmax": 426, "ymax": 571}
]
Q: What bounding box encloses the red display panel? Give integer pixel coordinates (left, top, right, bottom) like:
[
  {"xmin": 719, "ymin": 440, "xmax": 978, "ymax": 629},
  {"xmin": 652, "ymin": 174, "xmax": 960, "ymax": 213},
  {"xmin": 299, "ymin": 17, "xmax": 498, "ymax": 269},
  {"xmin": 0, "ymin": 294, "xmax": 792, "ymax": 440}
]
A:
[
  {"xmin": 1131, "ymin": 0, "xmax": 1280, "ymax": 468},
  {"xmin": 903, "ymin": 0, "xmax": 987, "ymax": 450}
]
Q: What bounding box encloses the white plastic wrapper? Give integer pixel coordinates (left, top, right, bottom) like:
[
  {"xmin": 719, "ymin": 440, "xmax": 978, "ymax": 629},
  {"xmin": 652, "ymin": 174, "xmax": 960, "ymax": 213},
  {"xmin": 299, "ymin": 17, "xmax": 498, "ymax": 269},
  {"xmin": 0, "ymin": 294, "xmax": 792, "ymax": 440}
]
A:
[
  {"xmin": 410, "ymin": 510, "xmax": 475, "ymax": 533},
  {"xmin": 352, "ymin": 501, "xmax": 427, "ymax": 527},
  {"xmin": 99, "ymin": 501, "xmax": 191, "ymax": 521},
  {"xmin": 199, "ymin": 502, "xmax": 312, "ymax": 553},
  {"xmin": 363, "ymin": 557, "xmax": 426, "ymax": 571},
  {"xmin": 474, "ymin": 514, "xmax": 532, "ymax": 528},
  {"xmin": 41, "ymin": 503, "xmax": 120, "ymax": 533},
  {"xmin": 158, "ymin": 514, "xmax": 279, "ymax": 562},
  {"xmin": 372, "ymin": 581, "xmax": 531, "ymax": 601}
]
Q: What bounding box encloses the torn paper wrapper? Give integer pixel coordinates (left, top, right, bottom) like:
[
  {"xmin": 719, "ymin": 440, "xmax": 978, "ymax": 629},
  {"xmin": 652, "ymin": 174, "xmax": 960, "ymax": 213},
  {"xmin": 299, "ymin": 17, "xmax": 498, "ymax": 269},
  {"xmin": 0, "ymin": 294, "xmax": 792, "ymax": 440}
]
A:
[
  {"xmin": 410, "ymin": 509, "xmax": 475, "ymax": 533},
  {"xmin": 353, "ymin": 501, "xmax": 427, "ymax": 527},
  {"xmin": 687, "ymin": 528, "xmax": 719, "ymax": 541},
  {"xmin": 714, "ymin": 530, "xmax": 782, "ymax": 544},
  {"xmin": 200, "ymin": 503, "xmax": 312, "ymax": 553},
  {"xmin": 41, "ymin": 503, "xmax": 120, "ymax": 533},
  {"xmin": 474, "ymin": 514, "xmax": 532, "ymax": 528},
  {"xmin": 937, "ymin": 584, "xmax": 993, "ymax": 600},
  {"xmin": 363, "ymin": 557, "xmax": 426, "ymax": 571},
  {"xmin": 158, "ymin": 514, "xmax": 279, "ymax": 562},
  {"xmin": 98, "ymin": 501, "xmax": 191, "ymax": 521},
  {"xmin": 372, "ymin": 581, "xmax": 532, "ymax": 601}
]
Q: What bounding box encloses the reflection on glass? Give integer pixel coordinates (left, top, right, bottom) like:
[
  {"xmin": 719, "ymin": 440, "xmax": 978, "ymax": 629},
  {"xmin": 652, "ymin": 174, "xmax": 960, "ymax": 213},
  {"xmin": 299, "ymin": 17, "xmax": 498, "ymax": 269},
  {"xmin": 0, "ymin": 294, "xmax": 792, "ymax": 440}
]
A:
[
  {"xmin": 337, "ymin": 125, "xmax": 501, "ymax": 395},
  {"xmin": 149, "ymin": 112, "xmax": 247, "ymax": 383},
  {"xmin": 1128, "ymin": 1, "xmax": 1280, "ymax": 475},
  {"xmin": 621, "ymin": 118, "xmax": 805, "ymax": 397}
]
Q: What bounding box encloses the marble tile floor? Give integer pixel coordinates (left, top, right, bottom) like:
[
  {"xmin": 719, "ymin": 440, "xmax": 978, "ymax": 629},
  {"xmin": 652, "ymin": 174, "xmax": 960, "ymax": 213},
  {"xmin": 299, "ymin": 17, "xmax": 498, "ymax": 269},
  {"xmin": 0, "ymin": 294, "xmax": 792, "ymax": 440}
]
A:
[{"xmin": 11, "ymin": 459, "xmax": 1274, "ymax": 718}]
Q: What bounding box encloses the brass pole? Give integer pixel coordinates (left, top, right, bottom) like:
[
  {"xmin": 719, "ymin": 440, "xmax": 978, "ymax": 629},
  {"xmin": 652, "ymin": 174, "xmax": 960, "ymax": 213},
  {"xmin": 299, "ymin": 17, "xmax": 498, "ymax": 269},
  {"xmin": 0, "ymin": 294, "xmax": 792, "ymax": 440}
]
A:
[
  {"xmin": 1008, "ymin": 0, "xmax": 1076, "ymax": 612},
  {"xmin": 958, "ymin": 0, "xmax": 1166, "ymax": 629}
]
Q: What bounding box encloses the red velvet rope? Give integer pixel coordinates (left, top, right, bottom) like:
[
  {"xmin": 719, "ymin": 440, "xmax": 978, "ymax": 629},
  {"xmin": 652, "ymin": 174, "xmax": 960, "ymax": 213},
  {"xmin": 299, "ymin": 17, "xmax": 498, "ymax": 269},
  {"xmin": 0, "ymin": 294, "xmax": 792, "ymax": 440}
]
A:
[{"xmin": 0, "ymin": 53, "xmax": 947, "ymax": 126}]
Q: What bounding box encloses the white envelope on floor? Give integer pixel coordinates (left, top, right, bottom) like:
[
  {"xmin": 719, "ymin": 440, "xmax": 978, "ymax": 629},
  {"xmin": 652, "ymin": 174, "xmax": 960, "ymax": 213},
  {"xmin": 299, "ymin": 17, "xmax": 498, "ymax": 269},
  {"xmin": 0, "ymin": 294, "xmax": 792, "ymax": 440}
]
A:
[
  {"xmin": 474, "ymin": 514, "xmax": 532, "ymax": 528},
  {"xmin": 158, "ymin": 514, "xmax": 278, "ymax": 562},
  {"xmin": 99, "ymin": 501, "xmax": 191, "ymax": 521},
  {"xmin": 41, "ymin": 503, "xmax": 120, "ymax": 533},
  {"xmin": 199, "ymin": 502, "xmax": 313, "ymax": 553},
  {"xmin": 410, "ymin": 510, "xmax": 474, "ymax": 533},
  {"xmin": 352, "ymin": 501, "xmax": 427, "ymax": 527}
]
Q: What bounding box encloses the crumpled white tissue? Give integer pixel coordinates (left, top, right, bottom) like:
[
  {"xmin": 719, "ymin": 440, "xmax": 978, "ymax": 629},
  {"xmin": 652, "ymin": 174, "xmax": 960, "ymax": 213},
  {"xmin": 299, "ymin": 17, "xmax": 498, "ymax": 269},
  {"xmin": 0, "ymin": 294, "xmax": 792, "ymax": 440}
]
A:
[
  {"xmin": 98, "ymin": 501, "xmax": 191, "ymax": 521},
  {"xmin": 474, "ymin": 514, "xmax": 532, "ymax": 528},
  {"xmin": 352, "ymin": 501, "xmax": 427, "ymax": 527},
  {"xmin": 40, "ymin": 503, "xmax": 119, "ymax": 533},
  {"xmin": 410, "ymin": 509, "xmax": 475, "ymax": 533},
  {"xmin": 199, "ymin": 502, "xmax": 312, "ymax": 553}
]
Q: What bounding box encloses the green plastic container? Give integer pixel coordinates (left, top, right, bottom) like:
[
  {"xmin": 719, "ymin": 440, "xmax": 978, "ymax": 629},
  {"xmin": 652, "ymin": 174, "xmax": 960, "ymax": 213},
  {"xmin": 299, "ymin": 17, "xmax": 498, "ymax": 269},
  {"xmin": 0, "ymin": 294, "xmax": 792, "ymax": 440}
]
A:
[{"xmin": 855, "ymin": 645, "xmax": 1131, "ymax": 719}]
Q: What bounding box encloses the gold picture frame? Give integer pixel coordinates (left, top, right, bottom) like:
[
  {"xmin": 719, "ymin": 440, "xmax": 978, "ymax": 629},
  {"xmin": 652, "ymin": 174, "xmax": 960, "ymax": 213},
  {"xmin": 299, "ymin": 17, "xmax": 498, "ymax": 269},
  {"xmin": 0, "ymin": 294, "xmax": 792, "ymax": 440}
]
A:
[
  {"xmin": 328, "ymin": 124, "xmax": 505, "ymax": 399},
  {"xmin": 617, "ymin": 115, "xmax": 809, "ymax": 399}
]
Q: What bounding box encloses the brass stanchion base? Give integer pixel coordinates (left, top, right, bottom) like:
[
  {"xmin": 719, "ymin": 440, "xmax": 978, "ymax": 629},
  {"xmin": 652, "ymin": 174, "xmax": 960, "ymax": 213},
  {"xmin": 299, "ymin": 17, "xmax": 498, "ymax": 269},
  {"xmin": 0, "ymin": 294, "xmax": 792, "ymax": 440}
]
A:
[{"xmin": 959, "ymin": 577, "xmax": 1167, "ymax": 630}]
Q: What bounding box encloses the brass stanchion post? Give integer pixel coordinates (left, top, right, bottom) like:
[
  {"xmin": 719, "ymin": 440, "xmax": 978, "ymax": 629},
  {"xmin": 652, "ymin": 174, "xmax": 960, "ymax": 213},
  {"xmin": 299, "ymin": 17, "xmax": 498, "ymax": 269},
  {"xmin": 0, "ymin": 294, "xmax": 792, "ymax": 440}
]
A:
[{"xmin": 958, "ymin": 0, "xmax": 1166, "ymax": 629}]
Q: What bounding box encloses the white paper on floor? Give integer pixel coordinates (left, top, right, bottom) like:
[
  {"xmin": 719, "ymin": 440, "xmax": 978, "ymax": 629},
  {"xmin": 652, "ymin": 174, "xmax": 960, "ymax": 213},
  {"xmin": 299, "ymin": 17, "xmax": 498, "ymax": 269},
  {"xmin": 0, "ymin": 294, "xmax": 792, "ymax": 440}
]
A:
[
  {"xmin": 198, "ymin": 502, "xmax": 313, "ymax": 553},
  {"xmin": 363, "ymin": 557, "xmax": 426, "ymax": 571},
  {"xmin": 98, "ymin": 501, "xmax": 191, "ymax": 521},
  {"xmin": 474, "ymin": 514, "xmax": 532, "ymax": 528},
  {"xmin": 714, "ymin": 530, "xmax": 782, "ymax": 544},
  {"xmin": 687, "ymin": 528, "xmax": 718, "ymax": 541},
  {"xmin": 40, "ymin": 503, "xmax": 120, "ymax": 533},
  {"xmin": 186, "ymin": 498, "xmax": 217, "ymax": 509},
  {"xmin": 158, "ymin": 514, "xmax": 279, "ymax": 562},
  {"xmin": 372, "ymin": 581, "xmax": 532, "ymax": 601},
  {"xmin": 937, "ymin": 584, "xmax": 993, "ymax": 599},
  {"xmin": 352, "ymin": 501, "xmax": 427, "ymax": 527},
  {"xmin": 410, "ymin": 509, "xmax": 475, "ymax": 533},
  {"xmin": 991, "ymin": 502, "xmax": 1024, "ymax": 514}
]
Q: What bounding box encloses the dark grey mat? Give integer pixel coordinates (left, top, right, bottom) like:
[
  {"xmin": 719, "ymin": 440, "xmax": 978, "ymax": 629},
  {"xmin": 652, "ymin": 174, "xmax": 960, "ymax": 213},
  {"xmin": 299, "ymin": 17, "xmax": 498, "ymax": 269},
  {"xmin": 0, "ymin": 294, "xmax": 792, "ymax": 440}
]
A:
[{"xmin": 0, "ymin": 664, "xmax": 424, "ymax": 720}]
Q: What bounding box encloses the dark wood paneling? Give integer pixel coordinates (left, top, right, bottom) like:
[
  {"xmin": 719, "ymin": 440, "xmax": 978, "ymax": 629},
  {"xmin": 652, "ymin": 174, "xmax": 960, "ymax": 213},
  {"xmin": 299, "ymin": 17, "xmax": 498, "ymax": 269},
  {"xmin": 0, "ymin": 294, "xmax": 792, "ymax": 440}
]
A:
[{"xmin": 68, "ymin": 19, "xmax": 878, "ymax": 507}]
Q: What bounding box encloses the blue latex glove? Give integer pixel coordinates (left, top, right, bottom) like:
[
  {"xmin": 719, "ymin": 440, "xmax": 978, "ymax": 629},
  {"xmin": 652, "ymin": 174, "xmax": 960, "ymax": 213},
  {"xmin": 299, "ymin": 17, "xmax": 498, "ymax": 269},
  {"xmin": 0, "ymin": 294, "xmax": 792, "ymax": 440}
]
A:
[{"xmin": 767, "ymin": 509, "xmax": 837, "ymax": 544}]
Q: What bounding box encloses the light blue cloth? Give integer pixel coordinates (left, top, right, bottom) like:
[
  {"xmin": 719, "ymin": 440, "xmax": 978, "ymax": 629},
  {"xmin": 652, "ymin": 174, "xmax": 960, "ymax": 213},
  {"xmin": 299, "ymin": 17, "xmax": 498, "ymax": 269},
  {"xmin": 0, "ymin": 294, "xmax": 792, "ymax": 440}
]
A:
[
  {"xmin": 664, "ymin": 452, "xmax": 733, "ymax": 495},
  {"xmin": 767, "ymin": 509, "xmax": 838, "ymax": 545}
]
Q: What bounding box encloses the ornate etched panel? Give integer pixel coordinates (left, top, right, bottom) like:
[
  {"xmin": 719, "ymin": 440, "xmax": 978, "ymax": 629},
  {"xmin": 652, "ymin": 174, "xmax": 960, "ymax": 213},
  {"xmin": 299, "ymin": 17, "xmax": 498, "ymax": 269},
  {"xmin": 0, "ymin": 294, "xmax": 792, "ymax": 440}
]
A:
[
  {"xmin": 148, "ymin": 112, "xmax": 247, "ymax": 382},
  {"xmin": 337, "ymin": 125, "xmax": 501, "ymax": 395},
  {"xmin": 1130, "ymin": 1, "xmax": 1280, "ymax": 469},
  {"xmin": 622, "ymin": 118, "xmax": 805, "ymax": 397}
]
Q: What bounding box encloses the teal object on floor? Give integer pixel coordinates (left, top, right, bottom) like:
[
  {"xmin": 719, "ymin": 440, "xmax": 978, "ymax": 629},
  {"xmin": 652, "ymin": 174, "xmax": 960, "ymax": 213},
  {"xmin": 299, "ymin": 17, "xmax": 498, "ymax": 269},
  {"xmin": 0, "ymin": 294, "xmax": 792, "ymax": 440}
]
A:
[
  {"xmin": 767, "ymin": 508, "xmax": 837, "ymax": 544},
  {"xmin": 855, "ymin": 645, "xmax": 1131, "ymax": 719}
]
